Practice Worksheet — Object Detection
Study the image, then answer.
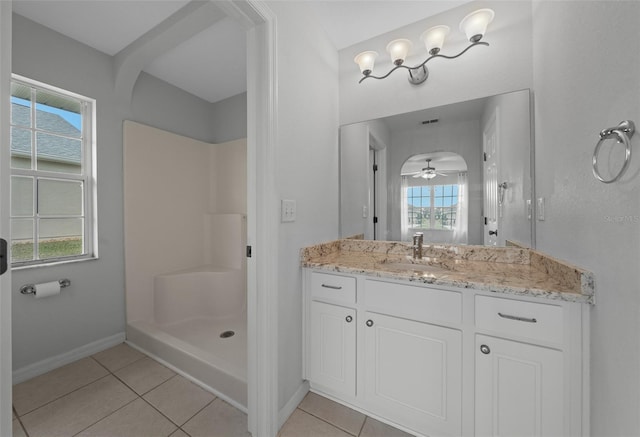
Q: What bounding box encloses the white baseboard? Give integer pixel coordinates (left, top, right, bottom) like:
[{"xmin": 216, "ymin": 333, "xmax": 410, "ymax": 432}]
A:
[
  {"xmin": 278, "ymin": 381, "xmax": 309, "ymax": 430},
  {"xmin": 12, "ymin": 332, "xmax": 126, "ymax": 384}
]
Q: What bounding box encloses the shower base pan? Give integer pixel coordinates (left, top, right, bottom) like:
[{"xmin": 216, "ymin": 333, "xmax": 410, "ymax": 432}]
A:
[{"xmin": 127, "ymin": 313, "xmax": 247, "ymax": 410}]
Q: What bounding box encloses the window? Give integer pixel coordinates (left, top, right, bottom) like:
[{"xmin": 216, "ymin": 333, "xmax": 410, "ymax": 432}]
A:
[
  {"xmin": 405, "ymin": 184, "xmax": 458, "ymax": 230},
  {"xmin": 10, "ymin": 76, "xmax": 96, "ymax": 266}
]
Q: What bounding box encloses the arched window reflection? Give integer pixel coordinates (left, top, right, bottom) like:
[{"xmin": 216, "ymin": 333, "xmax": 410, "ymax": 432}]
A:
[{"xmin": 400, "ymin": 152, "xmax": 468, "ymax": 244}]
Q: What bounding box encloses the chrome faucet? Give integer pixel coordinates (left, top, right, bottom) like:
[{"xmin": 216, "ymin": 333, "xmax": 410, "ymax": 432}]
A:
[{"xmin": 412, "ymin": 232, "xmax": 423, "ymax": 259}]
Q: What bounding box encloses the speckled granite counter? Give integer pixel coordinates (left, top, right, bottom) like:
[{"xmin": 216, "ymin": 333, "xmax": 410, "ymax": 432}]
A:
[{"xmin": 301, "ymin": 239, "xmax": 595, "ymax": 304}]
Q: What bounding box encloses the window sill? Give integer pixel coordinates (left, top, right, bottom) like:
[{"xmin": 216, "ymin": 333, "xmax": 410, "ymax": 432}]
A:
[
  {"xmin": 408, "ymin": 228, "xmax": 455, "ymax": 233},
  {"xmin": 12, "ymin": 255, "xmax": 99, "ymax": 271}
]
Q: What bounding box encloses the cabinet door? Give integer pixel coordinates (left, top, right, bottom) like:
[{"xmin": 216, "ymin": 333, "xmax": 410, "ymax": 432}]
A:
[
  {"xmin": 363, "ymin": 312, "xmax": 462, "ymax": 436},
  {"xmin": 309, "ymin": 301, "xmax": 356, "ymax": 397},
  {"xmin": 475, "ymin": 335, "xmax": 564, "ymax": 436}
]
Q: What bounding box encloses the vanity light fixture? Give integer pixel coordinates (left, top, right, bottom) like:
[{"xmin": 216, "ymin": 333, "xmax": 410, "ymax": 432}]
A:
[{"xmin": 354, "ymin": 8, "xmax": 494, "ymax": 85}]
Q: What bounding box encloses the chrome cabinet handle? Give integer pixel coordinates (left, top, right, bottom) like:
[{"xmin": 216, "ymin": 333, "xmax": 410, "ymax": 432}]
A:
[
  {"xmin": 498, "ymin": 312, "xmax": 537, "ymax": 323},
  {"xmin": 345, "ymin": 315, "xmax": 353, "ymax": 323},
  {"xmin": 480, "ymin": 344, "xmax": 491, "ymax": 355},
  {"xmin": 321, "ymin": 284, "xmax": 342, "ymax": 290},
  {"xmin": 366, "ymin": 319, "xmax": 374, "ymax": 327}
]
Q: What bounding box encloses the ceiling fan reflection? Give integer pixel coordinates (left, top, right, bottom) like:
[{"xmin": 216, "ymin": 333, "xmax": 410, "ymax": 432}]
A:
[{"xmin": 409, "ymin": 158, "xmax": 448, "ymax": 179}]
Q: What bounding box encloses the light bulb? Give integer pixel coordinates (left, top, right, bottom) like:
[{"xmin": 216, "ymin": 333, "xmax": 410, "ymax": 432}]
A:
[
  {"xmin": 386, "ymin": 39, "xmax": 412, "ymax": 66},
  {"xmin": 354, "ymin": 51, "xmax": 378, "ymax": 76},
  {"xmin": 420, "ymin": 25, "xmax": 450, "ymax": 55},
  {"xmin": 459, "ymin": 8, "xmax": 495, "ymax": 43}
]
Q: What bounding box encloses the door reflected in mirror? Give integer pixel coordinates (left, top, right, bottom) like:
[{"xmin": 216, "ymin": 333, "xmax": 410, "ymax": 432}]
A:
[{"xmin": 339, "ymin": 89, "xmax": 533, "ymax": 248}]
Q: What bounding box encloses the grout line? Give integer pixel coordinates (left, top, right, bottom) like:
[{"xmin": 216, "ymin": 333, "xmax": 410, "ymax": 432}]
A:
[
  {"xmin": 90, "ymin": 345, "xmax": 147, "ymax": 374},
  {"xmin": 70, "ymin": 397, "xmax": 139, "ymax": 437},
  {"xmin": 14, "ymin": 412, "xmax": 30, "ymax": 437},
  {"xmin": 137, "ymin": 374, "xmax": 217, "ymax": 430},
  {"xmin": 89, "ymin": 342, "xmax": 149, "ymax": 373},
  {"xmin": 15, "ymin": 344, "xmax": 247, "ymax": 437},
  {"xmin": 295, "ymin": 407, "xmax": 359, "ymax": 436},
  {"xmin": 14, "ymin": 358, "xmax": 109, "ymax": 417},
  {"xmin": 178, "ymin": 427, "xmax": 193, "ymax": 437},
  {"xmin": 108, "ymin": 358, "xmax": 176, "ymax": 397},
  {"xmin": 89, "ymin": 355, "xmax": 111, "ymax": 373},
  {"xmin": 357, "ymin": 416, "xmax": 367, "ymax": 437},
  {"xmin": 15, "ymin": 373, "xmax": 112, "ymax": 418},
  {"xmin": 109, "ymin": 347, "xmax": 216, "ymax": 431},
  {"xmin": 175, "ymin": 396, "xmax": 217, "ymax": 429},
  {"xmin": 139, "ymin": 396, "xmax": 182, "ymax": 429}
]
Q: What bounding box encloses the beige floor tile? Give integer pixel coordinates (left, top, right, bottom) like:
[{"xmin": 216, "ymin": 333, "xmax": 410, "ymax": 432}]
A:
[
  {"xmin": 143, "ymin": 375, "xmax": 215, "ymax": 425},
  {"xmin": 92, "ymin": 343, "xmax": 145, "ymax": 372},
  {"xmin": 182, "ymin": 398, "xmax": 250, "ymax": 437},
  {"xmin": 76, "ymin": 398, "xmax": 177, "ymax": 437},
  {"xmin": 20, "ymin": 375, "xmax": 137, "ymax": 437},
  {"xmin": 169, "ymin": 429, "xmax": 190, "ymax": 437},
  {"xmin": 13, "ymin": 419, "xmax": 26, "ymax": 437},
  {"xmin": 298, "ymin": 392, "xmax": 365, "ymax": 435},
  {"xmin": 278, "ymin": 409, "xmax": 352, "ymax": 437},
  {"xmin": 114, "ymin": 356, "xmax": 175, "ymax": 395},
  {"xmin": 13, "ymin": 357, "xmax": 109, "ymax": 415},
  {"xmin": 359, "ymin": 417, "xmax": 415, "ymax": 437}
]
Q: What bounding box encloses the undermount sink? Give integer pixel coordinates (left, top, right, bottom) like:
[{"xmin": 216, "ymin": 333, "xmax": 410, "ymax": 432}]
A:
[{"xmin": 379, "ymin": 261, "xmax": 449, "ymax": 274}]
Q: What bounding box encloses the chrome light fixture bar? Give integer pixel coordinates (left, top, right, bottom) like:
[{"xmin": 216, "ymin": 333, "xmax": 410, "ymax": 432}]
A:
[{"xmin": 354, "ymin": 8, "xmax": 495, "ymax": 85}]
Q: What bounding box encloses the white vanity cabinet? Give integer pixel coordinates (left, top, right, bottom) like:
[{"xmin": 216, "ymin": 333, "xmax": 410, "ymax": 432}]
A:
[
  {"xmin": 474, "ymin": 295, "xmax": 568, "ymax": 436},
  {"xmin": 362, "ymin": 311, "xmax": 462, "ymax": 436},
  {"xmin": 303, "ymin": 269, "xmax": 589, "ymax": 437},
  {"xmin": 475, "ymin": 334, "xmax": 563, "ymax": 436},
  {"xmin": 306, "ymin": 272, "xmax": 357, "ymax": 398},
  {"xmin": 361, "ymin": 279, "xmax": 463, "ymax": 436},
  {"xmin": 308, "ymin": 301, "xmax": 356, "ymax": 397}
]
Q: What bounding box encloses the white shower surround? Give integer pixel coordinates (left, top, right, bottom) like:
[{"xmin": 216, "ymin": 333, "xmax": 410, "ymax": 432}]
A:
[
  {"xmin": 123, "ymin": 121, "xmax": 248, "ymax": 409},
  {"xmin": 127, "ymin": 264, "xmax": 248, "ymax": 409},
  {"xmin": 154, "ymin": 265, "xmax": 245, "ymax": 325}
]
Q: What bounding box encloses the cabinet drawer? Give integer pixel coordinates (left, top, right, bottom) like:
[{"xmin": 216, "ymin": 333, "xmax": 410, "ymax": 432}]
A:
[
  {"xmin": 475, "ymin": 295, "xmax": 564, "ymax": 344},
  {"xmin": 364, "ymin": 280, "xmax": 461, "ymax": 325},
  {"xmin": 310, "ymin": 272, "xmax": 356, "ymax": 304}
]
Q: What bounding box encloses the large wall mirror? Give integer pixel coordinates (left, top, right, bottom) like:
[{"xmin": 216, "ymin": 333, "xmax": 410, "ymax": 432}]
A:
[{"xmin": 339, "ymin": 88, "xmax": 534, "ymax": 248}]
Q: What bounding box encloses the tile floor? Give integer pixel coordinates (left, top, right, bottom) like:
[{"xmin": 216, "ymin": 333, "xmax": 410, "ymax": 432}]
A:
[{"xmin": 12, "ymin": 343, "xmax": 413, "ymax": 437}]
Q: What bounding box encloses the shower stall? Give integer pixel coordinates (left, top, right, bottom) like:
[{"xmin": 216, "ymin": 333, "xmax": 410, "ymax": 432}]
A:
[{"xmin": 123, "ymin": 121, "xmax": 247, "ymax": 409}]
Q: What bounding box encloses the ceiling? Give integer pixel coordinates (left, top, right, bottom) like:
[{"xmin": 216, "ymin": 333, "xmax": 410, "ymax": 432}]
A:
[
  {"xmin": 401, "ymin": 152, "xmax": 468, "ymax": 176},
  {"xmin": 381, "ymin": 94, "xmax": 487, "ymax": 132},
  {"xmin": 12, "ymin": 0, "xmax": 466, "ymax": 104}
]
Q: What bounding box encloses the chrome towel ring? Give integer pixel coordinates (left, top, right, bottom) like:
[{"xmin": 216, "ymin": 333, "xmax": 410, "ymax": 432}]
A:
[{"xmin": 592, "ymin": 120, "xmax": 635, "ymax": 183}]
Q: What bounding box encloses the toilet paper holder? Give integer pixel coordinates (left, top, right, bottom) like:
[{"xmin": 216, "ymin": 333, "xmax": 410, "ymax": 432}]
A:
[{"xmin": 20, "ymin": 279, "xmax": 71, "ymax": 296}]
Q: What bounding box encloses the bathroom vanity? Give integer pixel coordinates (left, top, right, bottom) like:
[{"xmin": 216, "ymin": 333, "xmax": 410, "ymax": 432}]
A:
[{"xmin": 301, "ymin": 239, "xmax": 593, "ymax": 437}]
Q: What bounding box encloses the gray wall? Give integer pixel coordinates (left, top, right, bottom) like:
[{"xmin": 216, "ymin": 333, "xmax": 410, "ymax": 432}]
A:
[
  {"xmin": 531, "ymin": 2, "xmax": 640, "ymax": 434},
  {"xmin": 210, "ymin": 92, "xmax": 247, "ymax": 143},
  {"xmin": 11, "ymin": 14, "xmax": 237, "ymax": 370},
  {"xmin": 131, "ymin": 71, "xmax": 216, "ymax": 143},
  {"xmin": 264, "ymin": 1, "xmax": 340, "ymax": 414}
]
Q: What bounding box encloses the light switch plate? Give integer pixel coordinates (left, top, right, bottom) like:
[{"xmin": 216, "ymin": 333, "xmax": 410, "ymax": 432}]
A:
[
  {"xmin": 281, "ymin": 199, "xmax": 296, "ymax": 222},
  {"xmin": 537, "ymin": 197, "xmax": 545, "ymax": 221}
]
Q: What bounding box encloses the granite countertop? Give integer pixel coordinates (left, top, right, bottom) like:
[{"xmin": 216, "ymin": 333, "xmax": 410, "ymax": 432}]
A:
[{"xmin": 301, "ymin": 239, "xmax": 595, "ymax": 305}]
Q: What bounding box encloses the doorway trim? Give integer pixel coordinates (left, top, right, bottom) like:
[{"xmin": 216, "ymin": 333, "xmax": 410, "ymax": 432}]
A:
[
  {"xmin": 0, "ymin": 1, "xmax": 12, "ymax": 436},
  {"xmin": 224, "ymin": 1, "xmax": 279, "ymax": 435},
  {"xmin": 0, "ymin": 0, "xmax": 280, "ymax": 435}
]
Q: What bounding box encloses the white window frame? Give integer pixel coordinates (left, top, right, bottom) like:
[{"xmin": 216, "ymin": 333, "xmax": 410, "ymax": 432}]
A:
[
  {"xmin": 405, "ymin": 183, "xmax": 458, "ymax": 231},
  {"xmin": 10, "ymin": 75, "xmax": 97, "ymax": 268}
]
